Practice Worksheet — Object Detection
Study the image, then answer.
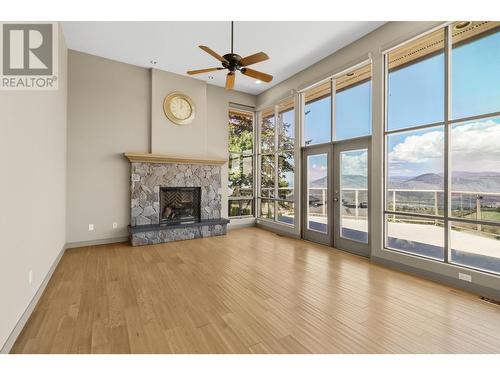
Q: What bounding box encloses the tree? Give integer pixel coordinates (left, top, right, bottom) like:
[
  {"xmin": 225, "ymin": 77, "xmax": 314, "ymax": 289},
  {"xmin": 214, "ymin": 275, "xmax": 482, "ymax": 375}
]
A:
[
  {"xmin": 228, "ymin": 109, "xmax": 295, "ymax": 217},
  {"xmin": 228, "ymin": 112, "xmax": 253, "ymax": 198}
]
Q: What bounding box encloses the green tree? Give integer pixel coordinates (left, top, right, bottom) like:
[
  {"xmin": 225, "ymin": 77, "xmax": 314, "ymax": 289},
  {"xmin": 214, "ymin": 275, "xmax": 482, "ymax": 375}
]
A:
[{"xmin": 229, "ymin": 112, "xmax": 253, "ymax": 198}]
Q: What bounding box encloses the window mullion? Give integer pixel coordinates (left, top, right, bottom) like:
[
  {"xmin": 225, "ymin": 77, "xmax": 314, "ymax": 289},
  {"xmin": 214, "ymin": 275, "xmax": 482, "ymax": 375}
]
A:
[
  {"xmin": 443, "ymin": 24, "xmax": 452, "ymax": 264},
  {"xmin": 274, "ymin": 105, "xmax": 279, "ymax": 221},
  {"xmin": 331, "ymin": 78, "xmax": 336, "ymax": 142}
]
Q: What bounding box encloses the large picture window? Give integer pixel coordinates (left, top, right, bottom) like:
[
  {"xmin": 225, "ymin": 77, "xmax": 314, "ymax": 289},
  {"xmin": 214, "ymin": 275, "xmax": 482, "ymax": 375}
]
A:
[
  {"xmin": 228, "ymin": 108, "xmax": 255, "ymax": 218},
  {"xmin": 384, "ymin": 22, "xmax": 500, "ymax": 274},
  {"xmin": 258, "ymin": 98, "xmax": 295, "ymax": 225}
]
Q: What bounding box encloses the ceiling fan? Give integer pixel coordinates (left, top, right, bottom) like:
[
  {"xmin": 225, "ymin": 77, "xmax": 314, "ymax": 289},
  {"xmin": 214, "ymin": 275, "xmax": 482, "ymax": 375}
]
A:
[{"xmin": 187, "ymin": 21, "xmax": 273, "ymax": 90}]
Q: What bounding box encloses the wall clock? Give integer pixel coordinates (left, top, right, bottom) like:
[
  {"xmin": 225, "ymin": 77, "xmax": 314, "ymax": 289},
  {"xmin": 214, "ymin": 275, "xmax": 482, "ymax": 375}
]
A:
[{"xmin": 163, "ymin": 92, "xmax": 196, "ymax": 125}]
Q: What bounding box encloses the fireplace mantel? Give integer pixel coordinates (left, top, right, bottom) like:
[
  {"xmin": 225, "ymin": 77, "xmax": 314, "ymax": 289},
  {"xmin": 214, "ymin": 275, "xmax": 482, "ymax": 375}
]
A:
[{"xmin": 124, "ymin": 152, "xmax": 226, "ymax": 165}]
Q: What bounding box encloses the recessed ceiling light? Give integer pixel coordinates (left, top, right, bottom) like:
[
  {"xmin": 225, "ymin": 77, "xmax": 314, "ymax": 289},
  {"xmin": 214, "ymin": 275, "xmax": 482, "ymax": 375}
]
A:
[
  {"xmin": 454, "ymin": 21, "xmax": 472, "ymax": 30},
  {"xmin": 255, "ymin": 80, "xmax": 262, "ymax": 84}
]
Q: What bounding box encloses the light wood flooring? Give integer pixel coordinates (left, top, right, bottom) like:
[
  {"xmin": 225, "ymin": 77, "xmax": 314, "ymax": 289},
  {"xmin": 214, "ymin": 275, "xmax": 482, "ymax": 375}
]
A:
[{"xmin": 11, "ymin": 227, "xmax": 500, "ymax": 353}]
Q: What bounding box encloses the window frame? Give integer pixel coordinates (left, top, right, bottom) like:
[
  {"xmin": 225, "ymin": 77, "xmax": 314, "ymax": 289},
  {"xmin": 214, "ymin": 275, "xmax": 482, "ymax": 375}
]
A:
[
  {"xmin": 228, "ymin": 106, "xmax": 256, "ymax": 219},
  {"xmin": 257, "ymin": 96, "xmax": 296, "ymax": 226},
  {"xmin": 383, "ymin": 22, "xmax": 500, "ymax": 275}
]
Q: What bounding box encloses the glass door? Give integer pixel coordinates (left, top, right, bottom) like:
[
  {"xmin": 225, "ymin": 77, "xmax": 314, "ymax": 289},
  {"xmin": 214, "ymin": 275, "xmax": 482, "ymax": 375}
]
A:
[
  {"xmin": 302, "ymin": 144, "xmax": 333, "ymax": 245},
  {"xmin": 333, "ymin": 137, "xmax": 370, "ymax": 257}
]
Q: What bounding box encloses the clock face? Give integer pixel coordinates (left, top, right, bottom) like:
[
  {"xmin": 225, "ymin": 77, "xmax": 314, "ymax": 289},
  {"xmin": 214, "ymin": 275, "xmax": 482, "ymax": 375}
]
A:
[
  {"xmin": 169, "ymin": 97, "xmax": 192, "ymax": 120},
  {"xmin": 163, "ymin": 92, "xmax": 195, "ymax": 125}
]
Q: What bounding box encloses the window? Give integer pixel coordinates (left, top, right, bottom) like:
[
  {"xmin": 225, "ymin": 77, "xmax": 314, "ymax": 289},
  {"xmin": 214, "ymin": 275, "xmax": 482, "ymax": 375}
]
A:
[
  {"xmin": 302, "ymin": 64, "xmax": 372, "ymax": 145},
  {"xmin": 340, "ymin": 149, "xmax": 369, "ymax": 243},
  {"xmin": 387, "ymin": 29, "xmax": 445, "ymax": 131},
  {"xmin": 304, "ymin": 81, "xmax": 331, "ymax": 145},
  {"xmin": 335, "ymin": 64, "xmax": 372, "ymax": 140},
  {"xmin": 307, "ymin": 153, "xmax": 328, "ymax": 232},
  {"xmin": 228, "ymin": 108, "xmax": 254, "ymax": 217},
  {"xmin": 258, "ymin": 98, "xmax": 295, "ymax": 225},
  {"xmin": 384, "ymin": 22, "xmax": 500, "ymax": 274},
  {"xmin": 452, "ymin": 23, "xmax": 500, "ymax": 119}
]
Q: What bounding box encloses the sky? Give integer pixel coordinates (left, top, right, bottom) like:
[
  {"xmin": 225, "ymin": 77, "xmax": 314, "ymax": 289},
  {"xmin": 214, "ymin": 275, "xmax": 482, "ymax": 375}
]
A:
[{"xmin": 304, "ymin": 31, "xmax": 500, "ymax": 181}]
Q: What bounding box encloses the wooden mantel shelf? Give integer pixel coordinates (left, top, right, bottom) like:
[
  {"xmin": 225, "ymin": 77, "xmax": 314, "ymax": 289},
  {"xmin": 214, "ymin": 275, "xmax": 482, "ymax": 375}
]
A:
[{"xmin": 124, "ymin": 152, "xmax": 226, "ymax": 165}]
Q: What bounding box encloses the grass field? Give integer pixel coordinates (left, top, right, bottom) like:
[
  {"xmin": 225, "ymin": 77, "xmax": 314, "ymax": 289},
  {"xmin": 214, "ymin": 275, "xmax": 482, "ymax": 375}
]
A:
[{"xmin": 464, "ymin": 210, "xmax": 500, "ymax": 222}]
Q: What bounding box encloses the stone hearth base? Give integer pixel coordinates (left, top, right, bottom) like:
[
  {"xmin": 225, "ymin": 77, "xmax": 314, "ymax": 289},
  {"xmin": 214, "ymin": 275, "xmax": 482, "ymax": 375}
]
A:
[{"xmin": 129, "ymin": 219, "xmax": 229, "ymax": 246}]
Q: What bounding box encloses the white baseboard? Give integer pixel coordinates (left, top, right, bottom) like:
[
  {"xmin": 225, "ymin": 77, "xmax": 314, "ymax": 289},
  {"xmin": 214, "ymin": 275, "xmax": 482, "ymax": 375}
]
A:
[
  {"xmin": 65, "ymin": 236, "xmax": 128, "ymax": 249},
  {"xmin": 227, "ymin": 218, "xmax": 256, "ymax": 230},
  {"xmin": 256, "ymin": 221, "xmax": 301, "ymax": 239},
  {"xmin": 0, "ymin": 243, "xmax": 67, "ymax": 354}
]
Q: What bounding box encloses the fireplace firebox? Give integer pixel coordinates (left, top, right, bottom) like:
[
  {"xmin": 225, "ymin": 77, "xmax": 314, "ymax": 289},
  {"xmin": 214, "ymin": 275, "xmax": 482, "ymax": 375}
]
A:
[{"xmin": 160, "ymin": 187, "xmax": 201, "ymax": 225}]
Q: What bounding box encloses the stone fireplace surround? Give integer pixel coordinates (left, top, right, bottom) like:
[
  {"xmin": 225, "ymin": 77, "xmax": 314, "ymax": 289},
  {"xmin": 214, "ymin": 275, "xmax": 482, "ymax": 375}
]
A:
[{"xmin": 125, "ymin": 153, "xmax": 229, "ymax": 246}]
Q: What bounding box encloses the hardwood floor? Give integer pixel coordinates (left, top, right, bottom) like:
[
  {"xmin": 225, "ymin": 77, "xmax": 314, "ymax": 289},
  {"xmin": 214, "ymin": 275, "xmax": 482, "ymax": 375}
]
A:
[{"xmin": 11, "ymin": 227, "xmax": 500, "ymax": 353}]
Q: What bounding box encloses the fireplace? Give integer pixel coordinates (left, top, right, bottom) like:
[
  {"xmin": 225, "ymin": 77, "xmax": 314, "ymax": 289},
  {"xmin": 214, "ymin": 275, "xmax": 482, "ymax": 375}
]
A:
[{"xmin": 159, "ymin": 187, "xmax": 201, "ymax": 225}]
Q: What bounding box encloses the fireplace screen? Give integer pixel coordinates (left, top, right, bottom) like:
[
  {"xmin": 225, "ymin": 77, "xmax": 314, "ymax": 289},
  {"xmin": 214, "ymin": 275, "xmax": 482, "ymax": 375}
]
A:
[{"xmin": 160, "ymin": 187, "xmax": 201, "ymax": 225}]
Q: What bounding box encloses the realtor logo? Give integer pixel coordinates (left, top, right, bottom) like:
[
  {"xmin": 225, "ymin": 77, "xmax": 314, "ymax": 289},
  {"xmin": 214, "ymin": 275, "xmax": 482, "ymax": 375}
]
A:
[{"xmin": 1, "ymin": 22, "xmax": 58, "ymax": 90}]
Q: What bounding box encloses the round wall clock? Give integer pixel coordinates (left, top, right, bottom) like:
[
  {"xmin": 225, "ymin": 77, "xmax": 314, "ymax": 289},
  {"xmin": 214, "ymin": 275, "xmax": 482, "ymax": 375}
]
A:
[{"xmin": 163, "ymin": 92, "xmax": 196, "ymax": 125}]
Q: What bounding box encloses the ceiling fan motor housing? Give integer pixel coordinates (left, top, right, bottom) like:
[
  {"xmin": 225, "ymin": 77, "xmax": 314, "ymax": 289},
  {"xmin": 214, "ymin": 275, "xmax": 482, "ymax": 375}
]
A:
[{"xmin": 222, "ymin": 53, "xmax": 242, "ymax": 71}]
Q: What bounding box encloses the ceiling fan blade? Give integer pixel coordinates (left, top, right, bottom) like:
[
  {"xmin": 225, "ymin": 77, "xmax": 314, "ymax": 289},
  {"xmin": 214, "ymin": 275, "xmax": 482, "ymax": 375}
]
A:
[
  {"xmin": 225, "ymin": 72, "xmax": 235, "ymax": 90},
  {"xmin": 240, "ymin": 52, "xmax": 269, "ymax": 66},
  {"xmin": 187, "ymin": 67, "xmax": 223, "ymax": 75},
  {"xmin": 199, "ymin": 45, "xmax": 228, "ymax": 63},
  {"xmin": 241, "ymin": 68, "xmax": 273, "ymax": 83}
]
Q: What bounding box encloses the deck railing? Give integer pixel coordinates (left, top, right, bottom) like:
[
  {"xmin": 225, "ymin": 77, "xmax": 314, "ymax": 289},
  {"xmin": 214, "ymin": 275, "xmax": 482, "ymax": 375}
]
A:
[{"xmin": 304, "ymin": 187, "xmax": 500, "ymax": 224}]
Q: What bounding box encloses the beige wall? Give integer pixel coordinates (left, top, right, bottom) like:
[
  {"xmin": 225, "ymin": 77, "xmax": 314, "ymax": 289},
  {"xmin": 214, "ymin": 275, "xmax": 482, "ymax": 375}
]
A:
[
  {"xmin": 66, "ymin": 52, "xmax": 256, "ymax": 244},
  {"xmin": 0, "ymin": 24, "xmax": 68, "ymax": 350},
  {"xmin": 66, "ymin": 51, "xmax": 151, "ymax": 244},
  {"xmin": 151, "ymin": 69, "xmax": 207, "ymax": 156},
  {"xmin": 255, "ymin": 21, "xmax": 500, "ymax": 294}
]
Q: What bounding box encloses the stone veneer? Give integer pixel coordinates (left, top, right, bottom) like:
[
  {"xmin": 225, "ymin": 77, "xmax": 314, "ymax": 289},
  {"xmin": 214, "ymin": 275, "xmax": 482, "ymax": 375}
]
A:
[
  {"xmin": 130, "ymin": 162, "xmax": 221, "ymax": 226},
  {"xmin": 128, "ymin": 161, "xmax": 227, "ymax": 246},
  {"xmin": 129, "ymin": 220, "xmax": 228, "ymax": 246}
]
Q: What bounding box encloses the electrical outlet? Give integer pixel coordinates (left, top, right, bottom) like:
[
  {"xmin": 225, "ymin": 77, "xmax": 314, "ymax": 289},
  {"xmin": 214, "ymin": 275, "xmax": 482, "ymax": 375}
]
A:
[
  {"xmin": 29, "ymin": 270, "xmax": 33, "ymax": 285},
  {"xmin": 88, "ymin": 224, "xmax": 94, "ymax": 231},
  {"xmin": 459, "ymin": 272, "xmax": 472, "ymax": 282},
  {"xmin": 112, "ymin": 222, "xmax": 118, "ymax": 229}
]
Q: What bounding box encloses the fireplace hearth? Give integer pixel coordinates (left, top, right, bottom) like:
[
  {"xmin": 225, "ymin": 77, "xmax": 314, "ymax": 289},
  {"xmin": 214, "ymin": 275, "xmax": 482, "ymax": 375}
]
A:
[{"xmin": 160, "ymin": 187, "xmax": 201, "ymax": 225}]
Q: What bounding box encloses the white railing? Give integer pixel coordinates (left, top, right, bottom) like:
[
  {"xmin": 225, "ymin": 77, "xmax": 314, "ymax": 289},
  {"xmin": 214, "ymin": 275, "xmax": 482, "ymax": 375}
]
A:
[
  {"xmin": 305, "ymin": 187, "xmax": 500, "ymax": 225},
  {"xmin": 259, "ymin": 186, "xmax": 500, "ymax": 223}
]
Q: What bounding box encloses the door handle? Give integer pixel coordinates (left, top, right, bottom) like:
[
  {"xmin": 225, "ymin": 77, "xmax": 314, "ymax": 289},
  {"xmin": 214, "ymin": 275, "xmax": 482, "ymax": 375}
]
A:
[{"xmin": 334, "ymin": 197, "xmax": 339, "ymax": 202}]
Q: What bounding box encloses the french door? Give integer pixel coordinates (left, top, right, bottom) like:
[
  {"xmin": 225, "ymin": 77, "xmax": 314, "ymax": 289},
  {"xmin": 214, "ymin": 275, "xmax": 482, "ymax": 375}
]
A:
[
  {"xmin": 302, "ymin": 144, "xmax": 333, "ymax": 245},
  {"xmin": 333, "ymin": 138, "xmax": 370, "ymax": 257},
  {"xmin": 302, "ymin": 138, "xmax": 370, "ymax": 256}
]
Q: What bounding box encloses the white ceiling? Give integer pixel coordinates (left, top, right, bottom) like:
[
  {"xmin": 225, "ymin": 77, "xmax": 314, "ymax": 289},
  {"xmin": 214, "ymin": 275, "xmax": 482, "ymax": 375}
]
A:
[{"xmin": 62, "ymin": 21, "xmax": 385, "ymax": 95}]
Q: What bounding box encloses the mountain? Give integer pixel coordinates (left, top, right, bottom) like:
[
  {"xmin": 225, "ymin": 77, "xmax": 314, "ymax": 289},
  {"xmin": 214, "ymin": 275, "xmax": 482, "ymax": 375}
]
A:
[
  {"xmin": 310, "ymin": 175, "xmax": 367, "ymax": 189},
  {"xmin": 388, "ymin": 171, "xmax": 500, "ymax": 192},
  {"xmin": 390, "ymin": 173, "xmax": 443, "ymax": 190},
  {"xmin": 310, "ymin": 176, "xmax": 327, "ymax": 188},
  {"xmin": 341, "ymin": 175, "xmax": 368, "ymax": 189},
  {"xmin": 452, "ymin": 173, "xmax": 500, "ymax": 193},
  {"xmin": 310, "ymin": 171, "xmax": 500, "ymax": 193}
]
